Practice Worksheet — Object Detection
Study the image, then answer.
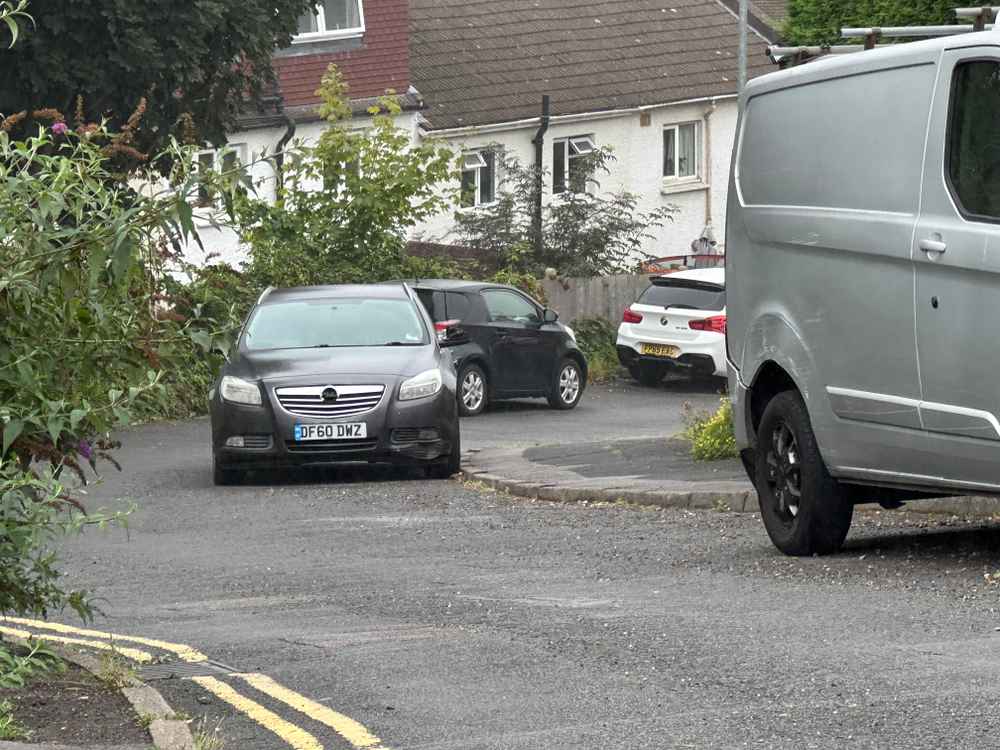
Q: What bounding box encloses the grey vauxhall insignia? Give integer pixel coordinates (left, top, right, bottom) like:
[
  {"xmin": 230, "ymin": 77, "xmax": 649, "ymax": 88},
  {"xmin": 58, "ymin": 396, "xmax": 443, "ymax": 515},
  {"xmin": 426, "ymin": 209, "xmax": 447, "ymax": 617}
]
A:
[{"xmin": 209, "ymin": 284, "xmax": 460, "ymax": 485}]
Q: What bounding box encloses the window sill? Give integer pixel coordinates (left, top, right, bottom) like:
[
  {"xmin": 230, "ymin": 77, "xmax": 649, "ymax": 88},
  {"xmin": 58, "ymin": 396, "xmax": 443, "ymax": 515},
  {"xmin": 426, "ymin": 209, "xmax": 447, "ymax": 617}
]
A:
[
  {"xmin": 292, "ymin": 28, "xmax": 364, "ymax": 45},
  {"xmin": 661, "ymin": 178, "xmax": 708, "ymax": 196},
  {"xmin": 456, "ymin": 201, "xmax": 498, "ymax": 214}
]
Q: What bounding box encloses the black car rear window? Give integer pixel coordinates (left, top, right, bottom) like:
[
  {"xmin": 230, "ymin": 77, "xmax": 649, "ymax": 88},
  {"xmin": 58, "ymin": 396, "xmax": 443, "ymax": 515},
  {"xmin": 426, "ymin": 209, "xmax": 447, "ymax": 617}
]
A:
[
  {"xmin": 638, "ymin": 279, "xmax": 725, "ymax": 311},
  {"xmin": 416, "ymin": 289, "xmax": 445, "ymax": 321},
  {"xmin": 445, "ymin": 292, "xmax": 472, "ymax": 322}
]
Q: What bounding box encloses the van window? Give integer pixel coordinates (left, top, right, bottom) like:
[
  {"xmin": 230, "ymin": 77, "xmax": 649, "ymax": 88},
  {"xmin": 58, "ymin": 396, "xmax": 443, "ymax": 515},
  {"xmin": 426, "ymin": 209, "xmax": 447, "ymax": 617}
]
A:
[
  {"xmin": 638, "ymin": 280, "xmax": 725, "ymax": 311},
  {"xmin": 947, "ymin": 60, "xmax": 1000, "ymax": 221}
]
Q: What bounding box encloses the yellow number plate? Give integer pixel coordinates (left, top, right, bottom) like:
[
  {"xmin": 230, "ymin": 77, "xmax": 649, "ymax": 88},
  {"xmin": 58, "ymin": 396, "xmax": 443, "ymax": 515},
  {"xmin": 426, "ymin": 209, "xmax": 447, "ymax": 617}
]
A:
[{"xmin": 641, "ymin": 343, "xmax": 680, "ymax": 358}]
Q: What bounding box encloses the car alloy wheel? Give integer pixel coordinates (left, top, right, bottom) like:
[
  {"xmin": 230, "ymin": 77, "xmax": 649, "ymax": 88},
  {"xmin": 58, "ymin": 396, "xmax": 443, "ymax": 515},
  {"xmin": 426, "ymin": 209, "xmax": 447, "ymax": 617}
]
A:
[
  {"xmin": 559, "ymin": 364, "xmax": 580, "ymax": 405},
  {"xmin": 763, "ymin": 419, "xmax": 801, "ymax": 525},
  {"xmin": 461, "ymin": 369, "xmax": 485, "ymax": 413}
]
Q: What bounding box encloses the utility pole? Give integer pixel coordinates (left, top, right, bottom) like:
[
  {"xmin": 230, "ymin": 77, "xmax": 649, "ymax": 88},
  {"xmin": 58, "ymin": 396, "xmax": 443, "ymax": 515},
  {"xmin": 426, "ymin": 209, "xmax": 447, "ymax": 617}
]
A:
[{"xmin": 738, "ymin": 0, "xmax": 748, "ymax": 103}]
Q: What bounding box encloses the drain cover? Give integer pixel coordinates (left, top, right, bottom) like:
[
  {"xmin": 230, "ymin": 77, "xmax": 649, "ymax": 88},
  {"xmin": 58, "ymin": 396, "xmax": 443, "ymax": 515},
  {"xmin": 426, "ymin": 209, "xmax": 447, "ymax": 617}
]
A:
[{"xmin": 139, "ymin": 660, "xmax": 237, "ymax": 681}]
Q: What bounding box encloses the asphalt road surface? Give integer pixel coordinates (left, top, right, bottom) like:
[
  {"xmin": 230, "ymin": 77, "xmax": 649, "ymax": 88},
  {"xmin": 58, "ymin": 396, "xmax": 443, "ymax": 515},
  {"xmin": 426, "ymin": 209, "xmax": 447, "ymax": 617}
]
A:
[{"xmin": 46, "ymin": 382, "xmax": 1000, "ymax": 749}]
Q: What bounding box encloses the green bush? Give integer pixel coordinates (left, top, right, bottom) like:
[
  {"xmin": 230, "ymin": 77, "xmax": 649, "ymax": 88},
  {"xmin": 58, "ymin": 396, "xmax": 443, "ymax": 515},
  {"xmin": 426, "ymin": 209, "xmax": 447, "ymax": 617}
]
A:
[
  {"xmin": 683, "ymin": 398, "xmax": 738, "ymax": 461},
  {"xmin": 571, "ymin": 317, "xmax": 621, "ymax": 383}
]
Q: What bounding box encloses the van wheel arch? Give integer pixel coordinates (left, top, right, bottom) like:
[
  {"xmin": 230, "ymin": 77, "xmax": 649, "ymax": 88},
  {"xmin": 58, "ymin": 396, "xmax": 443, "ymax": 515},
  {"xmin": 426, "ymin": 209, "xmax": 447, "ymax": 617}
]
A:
[{"xmin": 748, "ymin": 361, "xmax": 800, "ymax": 438}]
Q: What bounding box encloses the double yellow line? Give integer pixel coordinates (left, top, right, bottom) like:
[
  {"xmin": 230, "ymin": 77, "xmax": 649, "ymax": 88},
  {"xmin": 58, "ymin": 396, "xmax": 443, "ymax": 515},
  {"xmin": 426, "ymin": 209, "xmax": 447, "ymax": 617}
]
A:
[{"xmin": 1, "ymin": 617, "xmax": 391, "ymax": 750}]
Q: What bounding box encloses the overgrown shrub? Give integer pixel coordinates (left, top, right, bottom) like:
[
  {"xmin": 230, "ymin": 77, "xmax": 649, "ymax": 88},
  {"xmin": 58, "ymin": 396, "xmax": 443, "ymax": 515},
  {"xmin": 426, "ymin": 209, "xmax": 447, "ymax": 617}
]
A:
[
  {"xmin": 0, "ymin": 117, "xmax": 230, "ymax": 620},
  {"xmin": 683, "ymin": 398, "xmax": 738, "ymax": 461},
  {"xmin": 234, "ymin": 66, "xmax": 457, "ymax": 290},
  {"xmin": 571, "ymin": 317, "xmax": 621, "ymax": 383}
]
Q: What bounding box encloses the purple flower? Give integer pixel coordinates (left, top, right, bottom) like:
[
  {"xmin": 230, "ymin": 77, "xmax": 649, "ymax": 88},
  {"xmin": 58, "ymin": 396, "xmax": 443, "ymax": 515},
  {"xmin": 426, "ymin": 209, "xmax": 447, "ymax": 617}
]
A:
[
  {"xmin": 51, "ymin": 122, "xmax": 69, "ymax": 136},
  {"xmin": 77, "ymin": 440, "xmax": 92, "ymax": 460}
]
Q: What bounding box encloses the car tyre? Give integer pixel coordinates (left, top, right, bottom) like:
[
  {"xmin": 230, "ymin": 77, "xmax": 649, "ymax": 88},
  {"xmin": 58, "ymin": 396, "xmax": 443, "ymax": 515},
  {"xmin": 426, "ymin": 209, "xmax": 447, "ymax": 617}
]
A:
[
  {"xmin": 755, "ymin": 390, "xmax": 853, "ymax": 556},
  {"xmin": 637, "ymin": 362, "xmax": 666, "ymax": 387},
  {"xmin": 457, "ymin": 363, "xmax": 488, "ymax": 417},
  {"xmin": 548, "ymin": 358, "xmax": 584, "ymax": 410},
  {"xmin": 213, "ymin": 457, "xmax": 244, "ymax": 487},
  {"xmin": 427, "ymin": 433, "xmax": 461, "ymax": 479}
]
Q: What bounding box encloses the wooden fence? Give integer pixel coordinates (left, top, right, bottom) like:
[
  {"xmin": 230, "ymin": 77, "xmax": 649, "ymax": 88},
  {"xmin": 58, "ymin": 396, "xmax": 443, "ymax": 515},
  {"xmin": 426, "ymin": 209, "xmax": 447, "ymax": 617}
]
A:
[{"xmin": 541, "ymin": 274, "xmax": 652, "ymax": 323}]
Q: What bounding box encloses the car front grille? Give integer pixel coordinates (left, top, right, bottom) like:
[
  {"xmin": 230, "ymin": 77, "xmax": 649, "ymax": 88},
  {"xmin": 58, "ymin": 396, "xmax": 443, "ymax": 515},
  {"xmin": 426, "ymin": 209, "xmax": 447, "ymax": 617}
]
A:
[
  {"xmin": 284, "ymin": 438, "xmax": 379, "ymax": 455},
  {"xmin": 275, "ymin": 384, "xmax": 386, "ymax": 418},
  {"xmin": 242, "ymin": 435, "xmax": 272, "ymax": 449}
]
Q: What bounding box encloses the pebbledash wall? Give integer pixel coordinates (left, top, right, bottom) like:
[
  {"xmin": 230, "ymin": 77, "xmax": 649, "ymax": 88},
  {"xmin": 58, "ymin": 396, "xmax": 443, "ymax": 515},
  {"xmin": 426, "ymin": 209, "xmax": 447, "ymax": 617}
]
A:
[{"xmin": 412, "ymin": 95, "xmax": 740, "ymax": 260}]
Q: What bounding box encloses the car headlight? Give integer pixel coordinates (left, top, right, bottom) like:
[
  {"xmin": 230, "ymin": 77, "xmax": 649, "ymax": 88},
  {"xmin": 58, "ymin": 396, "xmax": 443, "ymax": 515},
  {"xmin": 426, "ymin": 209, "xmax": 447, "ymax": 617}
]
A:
[
  {"xmin": 564, "ymin": 325, "xmax": 577, "ymax": 342},
  {"xmin": 220, "ymin": 375, "xmax": 262, "ymax": 406},
  {"xmin": 399, "ymin": 368, "xmax": 443, "ymax": 402}
]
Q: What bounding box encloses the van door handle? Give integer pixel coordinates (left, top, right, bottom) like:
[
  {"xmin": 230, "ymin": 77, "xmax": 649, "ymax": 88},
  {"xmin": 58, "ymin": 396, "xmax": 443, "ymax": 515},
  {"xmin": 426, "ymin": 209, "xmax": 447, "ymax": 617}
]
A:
[{"xmin": 919, "ymin": 237, "xmax": 947, "ymax": 255}]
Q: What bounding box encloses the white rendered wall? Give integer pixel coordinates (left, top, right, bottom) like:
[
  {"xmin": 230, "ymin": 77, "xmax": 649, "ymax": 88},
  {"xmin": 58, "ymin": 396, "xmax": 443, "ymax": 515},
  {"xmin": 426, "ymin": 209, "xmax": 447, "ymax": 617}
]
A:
[
  {"xmin": 412, "ymin": 97, "xmax": 739, "ymax": 264},
  {"xmin": 187, "ymin": 101, "xmax": 736, "ymax": 270}
]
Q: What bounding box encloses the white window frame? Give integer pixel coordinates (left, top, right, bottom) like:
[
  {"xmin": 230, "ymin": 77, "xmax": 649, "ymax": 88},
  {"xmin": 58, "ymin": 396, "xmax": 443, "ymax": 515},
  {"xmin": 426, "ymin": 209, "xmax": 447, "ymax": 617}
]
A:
[
  {"xmin": 459, "ymin": 148, "xmax": 498, "ymax": 210},
  {"xmin": 294, "ymin": 0, "xmax": 366, "ymax": 44},
  {"xmin": 662, "ymin": 121, "xmax": 704, "ymax": 192},
  {"xmin": 553, "ymin": 135, "xmax": 598, "ymax": 195}
]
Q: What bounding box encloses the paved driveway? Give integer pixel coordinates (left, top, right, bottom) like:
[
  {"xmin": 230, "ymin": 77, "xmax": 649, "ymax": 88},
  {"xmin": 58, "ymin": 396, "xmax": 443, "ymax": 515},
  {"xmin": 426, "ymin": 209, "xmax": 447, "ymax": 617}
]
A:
[
  {"xmin": 461, "ymin": 377, "xmax": 724, "ymax": 450},
  {"xmin": 35, "ymin": 379, "xmax": 1000, "ymax": 750}
]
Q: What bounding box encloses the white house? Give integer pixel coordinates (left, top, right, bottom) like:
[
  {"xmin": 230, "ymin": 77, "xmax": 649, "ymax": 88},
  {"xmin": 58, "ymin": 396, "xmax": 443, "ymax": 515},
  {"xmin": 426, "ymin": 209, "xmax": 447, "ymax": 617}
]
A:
[
  {"xmin": 408, "ymin": 0, "xmax": 781, "ymax": 262},
  {"xmin": 195, "ymin": 0, "xmax": 783, "ymax": 268}
]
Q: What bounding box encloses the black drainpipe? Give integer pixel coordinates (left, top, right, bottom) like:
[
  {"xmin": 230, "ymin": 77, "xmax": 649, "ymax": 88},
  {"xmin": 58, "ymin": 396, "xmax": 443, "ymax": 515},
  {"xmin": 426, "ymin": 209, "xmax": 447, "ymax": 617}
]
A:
[
  {"xmin": 274, "ymin": 113, "xmax": 296, "ymax": 193},
  {"xmin": 531, "ymin": 95, "xmax": 550, "ymax": 259}
]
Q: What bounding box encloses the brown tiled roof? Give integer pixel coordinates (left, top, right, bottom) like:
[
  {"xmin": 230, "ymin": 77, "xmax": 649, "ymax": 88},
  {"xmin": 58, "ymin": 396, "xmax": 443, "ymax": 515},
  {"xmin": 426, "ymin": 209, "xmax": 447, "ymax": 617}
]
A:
[
  {"xmin": 750, "ymin": 0, "xmax": 787, "ymax": 31},
  {"xmin": 411, "ymin": 0, "xmax": 778, "ymax": 131}
]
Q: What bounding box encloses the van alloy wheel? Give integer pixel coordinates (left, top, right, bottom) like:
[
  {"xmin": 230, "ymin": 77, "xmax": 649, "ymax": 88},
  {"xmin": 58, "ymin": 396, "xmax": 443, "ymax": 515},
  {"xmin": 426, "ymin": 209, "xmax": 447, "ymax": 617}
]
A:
[
  {"xmin": 754, "ymin": 390, "xmax": 853, "ymax": 556},
  {"xmin": 764, "ymin": 420, "xmax": 801, "ymax": 524}
]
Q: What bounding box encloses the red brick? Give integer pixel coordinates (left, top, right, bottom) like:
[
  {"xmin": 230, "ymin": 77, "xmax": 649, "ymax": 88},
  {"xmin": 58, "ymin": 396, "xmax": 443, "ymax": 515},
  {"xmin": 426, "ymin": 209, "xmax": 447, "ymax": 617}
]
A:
[{"xmin": 275, "ymin": 0, "xmax": 410, "ymax": 109}]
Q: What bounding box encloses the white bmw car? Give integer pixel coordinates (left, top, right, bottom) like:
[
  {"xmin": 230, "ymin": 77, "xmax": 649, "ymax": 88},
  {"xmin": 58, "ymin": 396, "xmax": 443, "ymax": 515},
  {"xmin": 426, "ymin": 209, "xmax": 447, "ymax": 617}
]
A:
[{"xmin": 616, "ymin": 268, "xmax": 726, "ymax": 385}]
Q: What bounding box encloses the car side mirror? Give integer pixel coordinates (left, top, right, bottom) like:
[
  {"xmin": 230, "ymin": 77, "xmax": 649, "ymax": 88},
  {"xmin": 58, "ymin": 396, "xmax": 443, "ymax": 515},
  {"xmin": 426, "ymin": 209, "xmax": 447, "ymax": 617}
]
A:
[
  {"xmin": 542, "ymin": 308, "xmax": 559, "ymax": 323},
  {"xmin": 438, "ymin": 322, "xmax": 469, "ymax": 347}
]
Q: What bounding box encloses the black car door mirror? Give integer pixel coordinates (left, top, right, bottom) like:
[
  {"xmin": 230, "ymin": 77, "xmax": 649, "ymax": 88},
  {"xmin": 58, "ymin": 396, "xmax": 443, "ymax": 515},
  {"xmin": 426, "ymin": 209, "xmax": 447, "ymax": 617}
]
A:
[
  {"xmin": 438, "ymin": 322, "xmax": 469, "ymax": 347},
  {"xmin": 542, "ymin": 308, "xmax": 559, "ymax": 324}
]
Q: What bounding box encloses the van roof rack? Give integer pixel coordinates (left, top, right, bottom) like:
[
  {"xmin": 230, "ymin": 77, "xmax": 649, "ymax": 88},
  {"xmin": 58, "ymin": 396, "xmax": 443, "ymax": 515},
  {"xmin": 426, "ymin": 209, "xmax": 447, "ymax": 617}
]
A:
[{"xmin": 768, "ymin": 6, "xmax": 1000, "ymax": 68}]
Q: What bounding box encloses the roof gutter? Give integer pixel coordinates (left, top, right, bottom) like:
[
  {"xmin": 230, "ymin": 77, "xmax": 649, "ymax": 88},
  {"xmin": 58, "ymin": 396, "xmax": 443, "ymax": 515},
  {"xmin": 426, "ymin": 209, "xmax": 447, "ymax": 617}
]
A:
[{"xmin": 420, "ymin": 93, "xmax": 738, "ymax": 138}]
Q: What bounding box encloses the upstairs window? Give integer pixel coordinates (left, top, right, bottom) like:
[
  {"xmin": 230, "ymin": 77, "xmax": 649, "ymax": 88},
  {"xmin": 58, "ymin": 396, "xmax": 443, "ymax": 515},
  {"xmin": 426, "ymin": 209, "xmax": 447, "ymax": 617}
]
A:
[
  {"xmin": 460, "ymin": 150, "xmax": 497, "ymax": 208},
  {"xmin": 296, "ymin": 0, "xmax": 365, "ymax": 41},
  {"xmin": 553, "ymin": 136, "xmax": 596, "ymax": 194},
  {"xmin": 663, "ymin": 122, "xmax": 701, "ymax": 181}
]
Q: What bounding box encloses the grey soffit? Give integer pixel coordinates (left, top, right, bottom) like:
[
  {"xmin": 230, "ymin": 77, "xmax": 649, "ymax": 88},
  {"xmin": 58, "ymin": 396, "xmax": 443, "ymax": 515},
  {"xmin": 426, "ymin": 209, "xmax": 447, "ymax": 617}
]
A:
[
  {"xmin": 410, "ymin": 0, "xmax": 779, "ymax": 131},
  {"xmin": 235, "ymin": 92, "xmax": 426, "ymax": 130}
]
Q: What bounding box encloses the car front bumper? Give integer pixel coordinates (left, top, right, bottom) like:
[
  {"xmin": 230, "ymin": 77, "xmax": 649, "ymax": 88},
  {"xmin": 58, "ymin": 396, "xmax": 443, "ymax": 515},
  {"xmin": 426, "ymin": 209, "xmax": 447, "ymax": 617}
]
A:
[{"xmin": 210, "ymin": 385, "xmax": 458, "ymax": 471}]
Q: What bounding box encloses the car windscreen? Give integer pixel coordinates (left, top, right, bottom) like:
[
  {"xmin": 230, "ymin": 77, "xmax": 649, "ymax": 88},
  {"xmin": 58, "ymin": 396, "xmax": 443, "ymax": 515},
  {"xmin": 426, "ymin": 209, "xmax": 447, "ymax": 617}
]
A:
[
  {"xmin": 638, "ymin": 280, "xmax": 725, "ymax": 311},
  {"xmin": 243, "ymin": 298, "xmax": 429, "ymax": 351}
]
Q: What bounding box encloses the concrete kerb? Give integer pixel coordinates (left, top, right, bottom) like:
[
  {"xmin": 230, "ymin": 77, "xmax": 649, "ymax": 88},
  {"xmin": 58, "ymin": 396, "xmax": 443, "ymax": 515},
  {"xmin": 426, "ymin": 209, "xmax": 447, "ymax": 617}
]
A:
[
  {"xmin": 0, "ymin": 633, "xmax": 194, "ymax": 750},
  {"xmin": 462, "ymin": 444, "xmax": 1000, "ymax": 518}
]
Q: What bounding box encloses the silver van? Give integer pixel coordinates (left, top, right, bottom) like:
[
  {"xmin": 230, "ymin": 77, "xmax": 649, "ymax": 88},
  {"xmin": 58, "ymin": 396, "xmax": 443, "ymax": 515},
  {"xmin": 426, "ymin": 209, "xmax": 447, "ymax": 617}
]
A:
[{"xmin": 727, "ymin": 27, "xmax": 1000, "ymax": 555}]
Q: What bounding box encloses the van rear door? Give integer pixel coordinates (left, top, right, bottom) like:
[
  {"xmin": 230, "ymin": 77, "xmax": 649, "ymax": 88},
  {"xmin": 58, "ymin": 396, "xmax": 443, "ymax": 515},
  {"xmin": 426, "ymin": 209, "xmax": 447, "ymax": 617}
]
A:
[{"xmin": 911, "ymin": 46, "xmax": 1000, "ymax": 490}]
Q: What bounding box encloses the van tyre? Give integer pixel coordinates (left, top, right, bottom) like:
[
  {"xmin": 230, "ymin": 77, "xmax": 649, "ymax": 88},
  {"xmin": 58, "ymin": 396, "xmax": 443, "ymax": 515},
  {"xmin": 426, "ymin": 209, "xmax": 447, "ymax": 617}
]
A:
[
  {"xmin": 548, "ymin": 358, "xmax": 584, "ymax": 410},
  {"xmin": 755, "ymin": 391, "xmax": 853, "ymax": 556},
  {"xmin": 457, "ymin": 363, "xmax": 488, "ymax": 417}
]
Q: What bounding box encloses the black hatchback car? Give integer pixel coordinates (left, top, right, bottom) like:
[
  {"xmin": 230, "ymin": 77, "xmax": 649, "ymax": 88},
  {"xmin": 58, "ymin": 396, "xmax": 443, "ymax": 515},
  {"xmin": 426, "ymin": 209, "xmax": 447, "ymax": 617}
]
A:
[
  {"xmin": 407, "ymin": 280, "xmax": 587, "ymax": 416},
  {"xmin": 209, "ymin": 284, "xmax": 460, "ymax": 485}
]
